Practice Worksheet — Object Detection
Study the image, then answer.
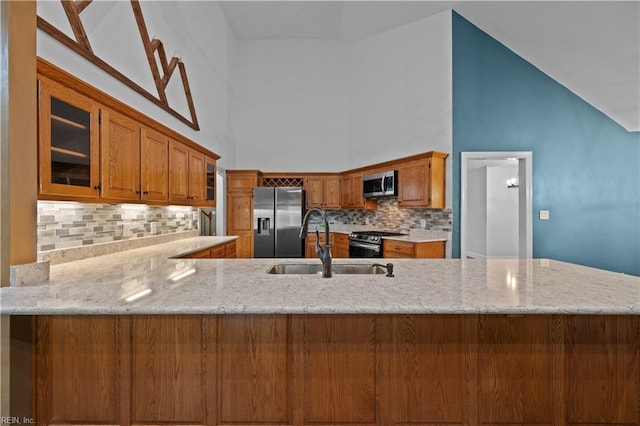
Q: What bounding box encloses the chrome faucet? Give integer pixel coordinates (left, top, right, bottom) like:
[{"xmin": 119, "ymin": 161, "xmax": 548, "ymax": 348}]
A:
[{"xmin": 299, "ymin": 208, "xmax": 332, "ymax": 278}]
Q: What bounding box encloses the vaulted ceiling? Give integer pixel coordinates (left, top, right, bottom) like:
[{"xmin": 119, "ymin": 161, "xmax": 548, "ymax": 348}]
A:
[{"xmin": 219, "ymin": 1, "xmax": 640, "ymax": 132}]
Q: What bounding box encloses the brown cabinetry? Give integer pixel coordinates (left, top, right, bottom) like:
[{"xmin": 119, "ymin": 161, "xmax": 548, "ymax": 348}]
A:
[
  {"xmin": 383, "ymin": 239, "xmax": 446, "ymax": 258},
  {"xmin": 226, "ymin": 171, "xmax": 260, "ymax": 258},
  {"xmin": 333, "ymin": 232, "xmax": 350, "ymax": 258},
  {"xmin": 100, "ymin": 109, "xmax": 141, "ymax": 201},
  {"xmin": 306, "ymin": 232, "xmax": 349, "ymax": 258},
  {"xmin": 38, "ymin": 78, "xmax": 101, "ymax": 199},
  {"xmin": 179, "ymin": 240, "xmax": 237, "ymax": 259},
  {"xmin": 340, "ymin": 172, "xmax": 375, "ymax": 209},
  {"xmin": 36, "ymin": 314, "xmax": 640, "ymax": 425},
  {"xmin": 168, "ymin": 140, "xmax": 208, "ymax": 205},
  {"xmin": 37, "ymin": 60, "xmax": 219, "ymax": 206},
  {"xmin": 140, "ymin": 128, "xmax": 169, "ymax": 203},
  {"xmin": 397, "ymin": 151, "xmax": 447, "ymax": 208},
  {"xmin": 305, "ymin": 175, "xmax": 340, "ymax": 209}
]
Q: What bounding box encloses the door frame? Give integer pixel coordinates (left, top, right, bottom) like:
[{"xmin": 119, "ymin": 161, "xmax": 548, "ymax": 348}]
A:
[{"xmin": 461, "ymin": 151, "xmax": 533, "ymax": 258}]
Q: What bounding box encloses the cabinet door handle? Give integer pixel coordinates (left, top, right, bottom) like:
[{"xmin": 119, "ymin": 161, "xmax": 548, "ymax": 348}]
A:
[
  {"xmin": 94, "ymin": 184, "xmax": 101, "ymax": 190},
  {"xmin": 143, "ymin": 191, "xmax": 149, "ymax": 195}
]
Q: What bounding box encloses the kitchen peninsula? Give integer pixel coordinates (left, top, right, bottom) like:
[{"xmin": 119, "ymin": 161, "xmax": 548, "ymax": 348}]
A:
[{"xmin": 2, "ymin": 237, "xmax": 640, "ymax": 425}]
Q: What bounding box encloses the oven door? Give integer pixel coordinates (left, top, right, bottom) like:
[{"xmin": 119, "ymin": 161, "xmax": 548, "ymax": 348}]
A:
[{"xmin": 349, "ymin": 241, "xmax": 382, "ymax": 258}]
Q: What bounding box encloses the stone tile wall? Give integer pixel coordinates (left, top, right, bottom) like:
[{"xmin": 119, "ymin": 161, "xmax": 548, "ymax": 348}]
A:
[
  {"xmin": 37, "ymin": 201, "xmax": 199, "ymax": 252},
  {"xmin": 319, "ymin": 198, "xmax": 452, "ymax": 231}
]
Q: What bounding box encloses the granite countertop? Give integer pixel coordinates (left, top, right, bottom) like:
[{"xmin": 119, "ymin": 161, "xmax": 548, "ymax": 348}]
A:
[{"xmin": 1, "ymin": 236, "xmax": 639, "ymax": 315}]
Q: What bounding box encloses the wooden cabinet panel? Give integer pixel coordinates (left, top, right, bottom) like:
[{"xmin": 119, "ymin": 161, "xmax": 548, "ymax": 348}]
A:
[
  {"xmin": 204, "ymin": 156, "xmax": 216, "ymax": 206},
  {"xmin": 218, "ymin": 315, "xmax": 291, "ymax": 424},
  {"xmin": 131, "ymin": 315, "xmax": 207, "ymax": 424},
  {"xmin": 100, "ymin": 110, "xmax": 141, "ymax": 201},
  {"xmin": 380, "ymin": 315, "xmax": 468, "ymax": 424},
  {"xmin": 304, "ymin": 315, "xmax": 377, "ymax": 424},
  {"xmin": 383, "ymin": 240, "xmax": 415, "ymax": 257},
  {"xmin": 341, "ymin": 172, "xmax": 376, "ymax": 209},
  {"xmin": 333, "ymin": 232, "xmax": 350, "ymax": 258},
  {"xmin": 478, "ymin": 315, "xmax": 553, "ymax": 424},
  {"xmin": 398, "ymin": 159, "xmax": 427, "ymax": 206},
  {"xmin": 324, "ymin": 175, "xmax": 341, "ymax": 208},
  {"xmin": 227, "ymin": 192, "xmax": 253, "ymax": 233},
  {"xmin": 140, "ymin": 127, "xmax": 168, "ymax": 203},
  {"xmin": 305, "ymin": 175, "xmax": 340, "ymax": 209},
  {"xmin": 189, "ymin": 149, "xmax": 206, "ymax": 204},
  {"xmin": 224, "ymin": 240, "xmax": 237, "ymax": 258},
  {"xmin": 210, "ymin": 245, "xmax": 226, "ymax": 258},
  {"xmin": 397, "ymin": 153, "xmax": 447, "ymax": 208},
  {"xmin": 305, "ymin": 176, "xmax": 325, "ymax": 208},
  {"xmin": 35, "ymin": 315, "xmax": 640, "ymax": 425},
  {"xmin": 38, "ymin": 78, "xmax": 101, "ymax": 199},
  {"xmin": 563, "ymin": 315, "xmax": 640, "ymax": 425},
  {"xmin": 233, "ymin": 234, "xmax": 253, "ymax": 258},
  {"xmin": 168, "ymin": 139, "xmax": 190, "ymax": 204},
  {"xmin": 383, "ymin": 240, "xmax": 446, "ymax": 259},
  {"xmin": 168, "ymin": 140, "xmax": 208, "ymax": 206},
  {"xmin": 37, "ymin": 316, "xmax": 120, "ymax": 424}
]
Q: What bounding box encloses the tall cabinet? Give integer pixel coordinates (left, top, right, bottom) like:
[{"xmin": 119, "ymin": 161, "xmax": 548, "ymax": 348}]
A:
[{"xmin": 226, "ymin": 171, "xmax": 260, "ymax": 258}]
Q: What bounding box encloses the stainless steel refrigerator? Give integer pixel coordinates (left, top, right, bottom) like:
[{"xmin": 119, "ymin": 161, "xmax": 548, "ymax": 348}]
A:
[{"xmin": 253, "ymin": 187, "xmax": 305, "ymax": 258}]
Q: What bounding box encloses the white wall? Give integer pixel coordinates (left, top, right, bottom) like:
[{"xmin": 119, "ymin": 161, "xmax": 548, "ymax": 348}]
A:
[
  {"xmin": 486, "ymin": 165, "xmax": 519, "ymax": 258},
  {"xmin": 466, "ymin": 165, "xmax": 487, "ymax": 258},
  {"xmin": 233, "ymin": 39, "xmax": 349, "ymax": 172},
  {"xmin": 348, "ymin": 10, "xmax": 452, "ymax": 206},
  {"xmin": 37, "ymin": 1, "xmax": 237, "ymax": 168}
]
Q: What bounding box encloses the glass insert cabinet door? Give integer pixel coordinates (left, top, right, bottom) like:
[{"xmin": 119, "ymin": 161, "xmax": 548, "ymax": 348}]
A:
[{"xmin": 38, "ymin": 78, "xmax": 101, "ymax": 198}]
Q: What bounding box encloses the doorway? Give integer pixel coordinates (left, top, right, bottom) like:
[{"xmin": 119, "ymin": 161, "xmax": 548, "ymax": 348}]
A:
[{"xmin": 461, "ymin": 152, "xmax": 532, "ymax": 258}]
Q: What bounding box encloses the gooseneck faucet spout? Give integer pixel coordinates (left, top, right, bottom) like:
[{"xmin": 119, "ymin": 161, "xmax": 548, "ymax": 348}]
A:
[{"xmin": 299, "ymin": 208, "xmax": 332, "ymax": 278}]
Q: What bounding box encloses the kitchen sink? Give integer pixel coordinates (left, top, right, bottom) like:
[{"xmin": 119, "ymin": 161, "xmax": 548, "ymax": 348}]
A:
[{"xmin": 267, "ymin": 263, "xmax": 388, "ymax": 275}]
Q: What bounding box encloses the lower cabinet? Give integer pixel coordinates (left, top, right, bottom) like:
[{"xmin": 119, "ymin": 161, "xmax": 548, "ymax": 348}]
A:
[
  {"xmin": 35, "ymin": 315, "xmax": 640, "ymax": 425},
  {"xmin": 306, "ymin": 232, "xmax": 349, "ymax": 258},
  {"xmin": 383, "ymin": 239, "xmax": 445, "ymax": 258},
  {"xmin": 179, "ymin": 240, "xmax": 237, "ymax": 259}
]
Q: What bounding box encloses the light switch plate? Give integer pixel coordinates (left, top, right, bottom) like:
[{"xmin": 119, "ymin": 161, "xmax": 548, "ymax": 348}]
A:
[{"xmin": 539, "ymin": 210, "xmax": 550, "ymax": 220}]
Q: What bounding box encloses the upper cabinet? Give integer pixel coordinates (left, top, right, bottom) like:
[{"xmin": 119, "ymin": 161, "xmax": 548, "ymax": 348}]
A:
[
  {"xmin": 140, "ymin": 128, "xmax": 169, "ymax": 203},
  {"xmin": 38, "ymin": 78, "xmax": 101, "ymax": 199},
  {"xmin": 100, "ymin": 109, "xmax": 141, "ymax": 202},
  {"xmin": 36, "ymin": 61, "xmax": 220, "ymax": 206},
  {"xmin": 340, "ymin": 172, "xmax": 376, "ymax": 209},
  {"xmin": 305, "ymin": 175, "xmax": 340, "ymax": 209},
  {"xmin": 397, "ymin": 152, "xmax": 448, "ymax": 208}
]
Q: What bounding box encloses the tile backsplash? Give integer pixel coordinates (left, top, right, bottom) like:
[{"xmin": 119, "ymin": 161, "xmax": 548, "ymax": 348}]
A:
[
  {"xmin": 322, "ymin": 198, "xmax": 452, "ymax": 231},
  {"xmin": 37, "ymin": 201, "xmax": 199, "ymax": 252},
  {"xmin": 38, "ymin": 198, "xmax": 450, "ymax": 253}
]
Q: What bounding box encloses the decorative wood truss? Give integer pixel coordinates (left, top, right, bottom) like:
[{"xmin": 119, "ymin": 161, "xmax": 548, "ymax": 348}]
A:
[{"xmin": 38, "ymin": 0, "xmax": 200, "ymax": 130}]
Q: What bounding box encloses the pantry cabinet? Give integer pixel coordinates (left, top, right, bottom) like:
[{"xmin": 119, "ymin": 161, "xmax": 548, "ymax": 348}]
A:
[
  {"xmin": 38, "ymin": 78, "xmax": 101, "ymax": 199},
  {"xmin": 226, "ymin": 170, "xmax": 261, "ymax": 258},
  {"xmin": 305, "ymin": 175, "xmax": 340, "ymax": 209}
]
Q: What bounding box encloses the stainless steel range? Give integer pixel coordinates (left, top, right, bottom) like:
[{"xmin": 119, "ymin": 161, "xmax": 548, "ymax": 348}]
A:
[{"xmin": 348, "ymin": 231, "xmax": 406, "ymax": 258}]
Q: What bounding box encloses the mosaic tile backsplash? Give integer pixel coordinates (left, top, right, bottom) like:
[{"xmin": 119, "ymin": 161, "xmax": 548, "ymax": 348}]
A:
[
  {"xmin": 38, "ymin": 198, "xmax": 450, "ymax": 253},
  {"xmin": 313, "ymin": 198, "xmax": 452, "ymax": 232},
  {"xmin": 37, "ymin": 202, "xmax": 199, "ymax": 252}
]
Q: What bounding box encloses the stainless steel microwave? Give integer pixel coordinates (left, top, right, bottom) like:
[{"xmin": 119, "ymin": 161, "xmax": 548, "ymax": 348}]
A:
[{"xmin": 363, "ymin": 170, "xmax": 398, "ymax": 198}]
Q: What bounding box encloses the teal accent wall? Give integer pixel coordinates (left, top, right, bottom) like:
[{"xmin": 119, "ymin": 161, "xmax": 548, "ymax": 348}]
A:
[{"xmin": 452, "ymin": 11, "xmax": 640, "ymax": 275}]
